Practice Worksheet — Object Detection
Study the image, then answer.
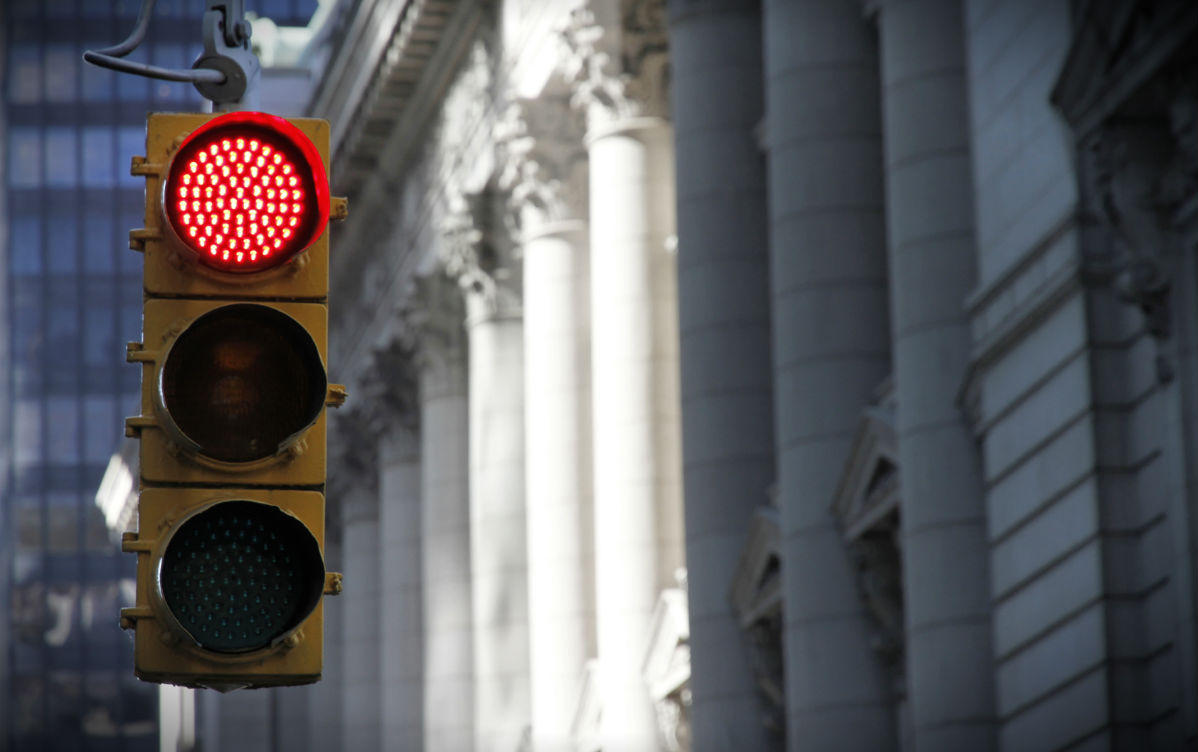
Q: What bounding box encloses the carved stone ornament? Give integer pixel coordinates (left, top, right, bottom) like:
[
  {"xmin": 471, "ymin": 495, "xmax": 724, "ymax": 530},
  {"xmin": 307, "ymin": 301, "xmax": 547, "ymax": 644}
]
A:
[
  {"xmin": 439, "ymin": 186, "xmax": 522, "ymax": 320},
  {"xmin": 327, "ymin": 331, "xmax": 420, "ymax": 503},
  {"xmin": 1160, "ymin": 71, "xmax": 1198, "ymax": 230},
  {"xmin": 1079, "ymin": 119, "xmax": 1176, "ymax": 357},
  {"xmin": 359, "ymin": 335, "xmax": 420, "ymax": 433},
  {"xmin": 1055, "ymin": 1, "xmax": 1198, "ymax": 383},
  {"xmin": 728, "ymin": 504, "xmax": 785, "ymax": 739},
  {"xmin": 831, "ymin": 406, "xmax": 900, "ymax": 542},
  {"xmin": 395, "ymin": 270, "xmax": 467, "ymax": 377},
  {"xmin": 434, "ymin": 39, "xmax": 495, "ymax": 160},
  {"xmin": 493, "ymin": 97, "xmax": 589, "ymax": 230},
  {"xmin": 559, "ymin": 0, "xmax": 670, "ymax": 128},
  {"xmin": 831, "ymin": 400, "xmax": 906, "ymax": 691},
  {"xmin": 641, "ymin": 576, "xmax": 692, "ymax": 752},
  {"xmin": 328, "ymin": 400, "xmax": 381, "ymax": 500},
  {"xmin": 1051, "ymin": 0, "xmax": 1198, "ymax": 139}
]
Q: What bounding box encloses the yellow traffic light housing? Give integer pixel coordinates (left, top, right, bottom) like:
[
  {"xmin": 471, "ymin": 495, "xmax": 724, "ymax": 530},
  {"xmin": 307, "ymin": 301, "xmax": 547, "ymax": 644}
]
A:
[
  {"xmin": 121, "ymin": 488, "xmax": 337, "ymax": 691},
  {"xmin": 131, "ymin": 112, "xmax": 341, "ymax": 299},
  {"xmin": 121, "ymin": 110, "xmax": 346, "ymax": 690}
]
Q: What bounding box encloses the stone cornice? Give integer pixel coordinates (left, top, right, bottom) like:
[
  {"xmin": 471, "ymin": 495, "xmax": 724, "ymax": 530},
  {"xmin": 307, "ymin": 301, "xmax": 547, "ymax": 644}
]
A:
[{"xmin": 559, "ymin": 0, "xmax": 671, "ymax": 128}]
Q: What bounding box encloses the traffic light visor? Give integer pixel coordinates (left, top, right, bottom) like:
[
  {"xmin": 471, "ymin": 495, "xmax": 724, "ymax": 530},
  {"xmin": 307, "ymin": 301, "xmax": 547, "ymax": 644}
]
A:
[
  {"xmin": 163, "ymin": 111, "xmax": 330, "ymax": 273},
  {"xmin": 158, "ymin": 304, "xmax": 327, "ymax": 463},
  {"xmin": 157, "ymin": 500, "xmax": 325, "ymax": 653}
]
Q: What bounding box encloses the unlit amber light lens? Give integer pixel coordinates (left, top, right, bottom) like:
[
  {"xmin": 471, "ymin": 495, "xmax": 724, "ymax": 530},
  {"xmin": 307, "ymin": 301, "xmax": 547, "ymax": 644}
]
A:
[{"xmin": 160, "ymin": 305, "xmax": 326, "ymax": 463}]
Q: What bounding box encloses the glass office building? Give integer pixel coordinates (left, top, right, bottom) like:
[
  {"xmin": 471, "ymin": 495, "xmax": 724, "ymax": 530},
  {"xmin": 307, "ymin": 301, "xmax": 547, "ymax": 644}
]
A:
[{"xmin": 1, "ymin": 1, "xmax": 317, "ymax": 748}]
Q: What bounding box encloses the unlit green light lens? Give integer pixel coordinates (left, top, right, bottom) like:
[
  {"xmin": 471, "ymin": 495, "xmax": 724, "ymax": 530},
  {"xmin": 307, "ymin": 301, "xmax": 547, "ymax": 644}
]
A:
[{"xmin": 159, "ymin": 501, "xmax": 323, "ymax": 653}]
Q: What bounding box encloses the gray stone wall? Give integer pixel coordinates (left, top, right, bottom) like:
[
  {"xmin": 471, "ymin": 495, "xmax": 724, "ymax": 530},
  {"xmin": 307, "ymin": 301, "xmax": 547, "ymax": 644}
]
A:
[
  {"xmin": 966, "ymin": 0, "xmax": 1078, "ymax": 286},
  {"xmin": 963, "ymin": 0, "xmax": 1197, "ymax": 748}
]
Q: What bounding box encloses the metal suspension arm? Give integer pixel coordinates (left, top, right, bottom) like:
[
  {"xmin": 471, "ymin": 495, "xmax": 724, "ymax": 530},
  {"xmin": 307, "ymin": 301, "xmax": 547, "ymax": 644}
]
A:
[{"xmin": 83, "ymin": 0, "xmax": 261, "ymax": 107}]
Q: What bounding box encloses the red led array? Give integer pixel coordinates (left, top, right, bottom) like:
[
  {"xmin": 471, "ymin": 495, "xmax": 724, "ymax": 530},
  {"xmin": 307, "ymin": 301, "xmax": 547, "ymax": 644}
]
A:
[{"xmin": 164, "ymin": 114, "xmax": 327, "ymax": 273}]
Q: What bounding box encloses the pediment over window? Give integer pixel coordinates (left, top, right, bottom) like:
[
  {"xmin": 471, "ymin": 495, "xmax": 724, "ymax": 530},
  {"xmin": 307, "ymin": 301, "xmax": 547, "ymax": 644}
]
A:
[
  {"xmin": 831, "ymin": 407, "xmax": 899, "ymax": 543},
  {"xmin": 1051, "ymin": 0, "xmax": 1198, "ymax": 136},
  {"xmin": 642, "ymin": 584, "xmax": 691, "ymax": 752},
  {"xmin": 729, "ymin": 505, "xmax": 781, "ymax": 627},
  {"xmin": 643, "ymin": 586, "xmax": 690, "ymax": 700}
]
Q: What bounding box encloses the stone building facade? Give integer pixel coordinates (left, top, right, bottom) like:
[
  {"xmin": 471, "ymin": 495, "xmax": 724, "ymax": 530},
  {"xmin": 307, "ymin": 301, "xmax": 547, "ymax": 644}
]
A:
[{"xmin": 199, "ymin": 0, "xmax": 1198, "ymax": 750}]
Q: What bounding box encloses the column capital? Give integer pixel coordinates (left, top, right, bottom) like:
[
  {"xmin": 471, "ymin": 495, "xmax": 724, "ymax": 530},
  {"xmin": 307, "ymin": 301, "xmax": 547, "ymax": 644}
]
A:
[
  {"xmin": 495, "ymin": 95, "xmax": 589, "ymax": 231},
  {"xmin": 328, "ymin": 399, "xmax": 381, "ymax": 500},
  {"xmin": 440, "ymin": 186, "xmax": 522, "ymax": 323},
  {"xmin": 360, "ymin": 335, "xmax": 421, "ymax": 433},
  {"xmin": 395, "ymin": 270, "xmax": 468, "ymax": 390},
  {"xmin": 329, "ymin": 335, "xmax": 419, "ymax": 493},
  {"xmin": 559, "ymin": 1, "xmax": 670, "ymax": 129}
]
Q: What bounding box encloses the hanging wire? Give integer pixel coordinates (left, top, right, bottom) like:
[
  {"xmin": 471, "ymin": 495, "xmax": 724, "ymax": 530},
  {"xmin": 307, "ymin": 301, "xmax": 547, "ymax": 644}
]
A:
[{"xmin": 83, "ymin": 0, "xmax": 225, "ymax": 84}]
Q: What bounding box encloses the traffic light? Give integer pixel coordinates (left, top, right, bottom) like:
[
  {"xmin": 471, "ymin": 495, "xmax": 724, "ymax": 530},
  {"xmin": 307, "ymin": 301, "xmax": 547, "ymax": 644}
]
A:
[{"xmin": 119, "ymin": 111, "xmax": 347, "ymax": 691}]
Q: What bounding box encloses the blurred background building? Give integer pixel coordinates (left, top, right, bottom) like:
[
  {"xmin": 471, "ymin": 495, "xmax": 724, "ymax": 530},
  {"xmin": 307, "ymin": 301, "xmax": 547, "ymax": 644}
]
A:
[
  {"xmin": 0, "ymin": 2, "xmax": 318, "ymax": 750},
  {"xmin": 3, "ymin": 0, "xmax": 1197, "ymax": 751}
]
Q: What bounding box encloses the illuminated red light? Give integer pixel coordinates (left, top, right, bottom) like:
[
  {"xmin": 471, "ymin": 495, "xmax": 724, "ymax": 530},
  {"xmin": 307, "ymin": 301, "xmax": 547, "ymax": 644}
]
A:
[{"xmin": 163, "ymin": 112, "xmax": 329, "ymax": 273}]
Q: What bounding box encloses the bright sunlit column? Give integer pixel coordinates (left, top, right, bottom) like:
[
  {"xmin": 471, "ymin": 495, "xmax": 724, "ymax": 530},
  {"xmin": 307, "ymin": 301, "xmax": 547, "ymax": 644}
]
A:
[
  {"xmin": 466, "ymin": 286, "xmax": 528, "ymax": 752},
  {"xmin": 586, "ymin": 114, "xmax": 683, "ymax": 751},
  {"xmin": 523, "ymin": 216, "xmax": 594, "ymax": 751},
  {"xmin": 563, "ymin": 5, "xmax": 683, "ymax": 747},
  {"xmin": 413, "ymin": 273, "xmax": 475, "ymax": 752},
  {"xmin": 440, "ymin": 195, "xmax": 531, "ymax": 752}
]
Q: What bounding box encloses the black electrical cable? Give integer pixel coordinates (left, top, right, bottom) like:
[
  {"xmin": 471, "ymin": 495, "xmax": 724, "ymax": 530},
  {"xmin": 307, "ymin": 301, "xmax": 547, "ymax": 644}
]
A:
[
  {"xmin": 93, "ymin": 0, "xmax": 156, "ymax": 57},
  {"xmin": 82, "ymin": 0, "xmax": 226, "ymax": 84}
]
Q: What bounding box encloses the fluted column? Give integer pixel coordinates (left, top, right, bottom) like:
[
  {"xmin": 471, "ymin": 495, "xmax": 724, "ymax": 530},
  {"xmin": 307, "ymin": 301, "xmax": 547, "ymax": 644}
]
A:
[
  {"xmin": 877, "ymin": 1, "xmax": 995, "ymax": 749},
  {"xmin": 668, "ymin": 0, "xmax": 777, "ymax": 749},
  {"xmin": 443, "ymin": 190, "xmax": 529, "ymax": 752},
  {"xmin": 408, "ymin": 273, "xmax": 474, "ymax": 752},
  {"xmin": 762, "ymin": 0, "xmax": 896, "ymax": 747},
  {"xmin": 331, "ymin": 416, "xmax": 382, "ymax": 752},
  {"xmin": 497, "ymin": 98, "xmax": 595, "ymax": 752},
  {"xmin": 366, "ymin": 338, "xmax": 424, "ymax": 751},
  {"xmin": 564, "ymin": 5, "xmax": 683, "ymax": 748}
]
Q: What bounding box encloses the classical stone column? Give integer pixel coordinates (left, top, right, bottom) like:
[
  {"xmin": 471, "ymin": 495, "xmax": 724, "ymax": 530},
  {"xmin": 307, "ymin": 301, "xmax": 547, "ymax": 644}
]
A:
[
  {"xmin": 406, "ymin": 273, "xmax": 474, "ymax": 752},
  {"xmin": 876, "ymin": 1, "xmax": 995, "ymax": 749},
  {"xmin": 563, "ymin": 4, "xmax": 684, "ymax": 748},
  {"xmin": 443, "ymin": 190, "xmax": 529, "ymax": 752},
  {"xmin": 364, "ymin": 339, "xmax": 424, "ymax": 751},
  {"xmin": 497, "ymin": 98, "xmax": 595, "ymax": 751},
  {"xmin": 667, "ymin": 1, "xmax": 776, "ymax": 749},
  {"xmin": 330, "ymin": 408, "xmax": 382, "ymax": 752},
  {"xmin": 762, "ymin": 0, "xmax": 896, "ymax": 747}
]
